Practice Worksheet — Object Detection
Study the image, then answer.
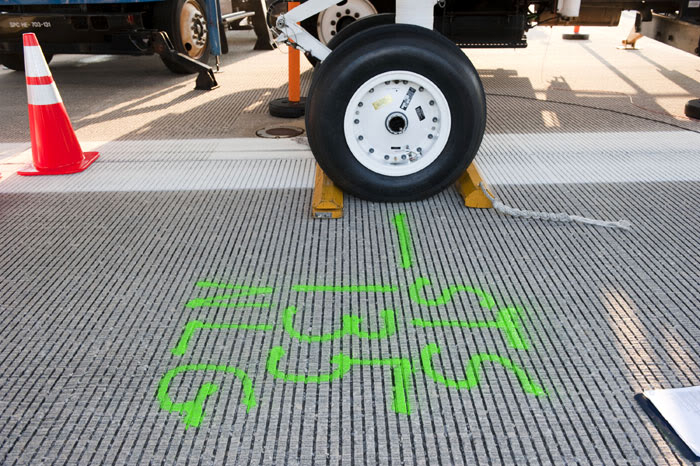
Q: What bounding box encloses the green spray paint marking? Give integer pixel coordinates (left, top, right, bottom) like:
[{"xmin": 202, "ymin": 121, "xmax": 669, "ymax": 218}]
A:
[
  {"xmin": 186, "ymin": 283, "xmax": 273, "ymax": 309},
  {"xmin": 157, "ymin": 213, "xmax": 551, "ymax": 428},
  {"xmin": 172, "ymin": 320, "xmax": 275, "ymax": 356},
  {"xmin": 346, "ymin": 357, "xmax": 413, "ymax": 414},
  {"xmin": 157, "ymin": 364, "xmax": 256, "ymax": 429},
  {"xmin": 186, "ymin": 299, "xmax": 270, "ymax": 309},
  {"xmin": 292, "ymin": 285, "xmax": 399, "ymax": 293},
  {"xmin": 392, "ymin": 213, "xmax": 413, "ymax": 269},
  {"xmin": 282, "ymin": 307, "xmax": 396, "ymax": 343},
  {"xmin": 420, "ymin": 344, "xmax": 546, "ymax": 396},
  {"xmin": 411, "ymin": 308, "xmax": 529, "ymax": 350},
  {"xmin": 267, "ymin": 346, "xmax": 413, "ymax": 414},
  {"xmin": 195, "ymin": 281, "xmax": 274, "ymax": 292},
  {"xmin": 409, "ymin": 277, "xmax": 496, "ymax": 309},
  {"xmin": 267, "ymin": 346, "xmax": 354, "ymax": 383}
]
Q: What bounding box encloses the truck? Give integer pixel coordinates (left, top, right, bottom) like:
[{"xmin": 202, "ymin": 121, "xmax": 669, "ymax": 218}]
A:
[
  {"xmin": 271, "ymin": 0, "xmax": 699, "ymax": 201},
  {"xmin": 0, "ymin": 0, "xmax": 272, "ymax": 81}
]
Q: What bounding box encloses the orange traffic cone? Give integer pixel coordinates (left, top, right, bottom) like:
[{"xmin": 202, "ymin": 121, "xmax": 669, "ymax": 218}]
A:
[{"xmin": 18, "ymin": 33, "xmax": 98, "ymax": 176}]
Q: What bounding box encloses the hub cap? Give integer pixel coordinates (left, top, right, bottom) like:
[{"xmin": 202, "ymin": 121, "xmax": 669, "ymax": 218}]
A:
[
  {"xmin": 180, "ymin": 0, "xmax": 207, "ymax": 59},
  {"xmin": 344, "ymin": 71, "xmax": 452, "ymax": 177},
  {"xmin": 317, "ymin": 0, "xmax": 378, "ymax": 45}
]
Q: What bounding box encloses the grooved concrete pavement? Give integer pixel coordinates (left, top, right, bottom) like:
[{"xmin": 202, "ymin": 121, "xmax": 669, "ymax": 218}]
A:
[{"xmin": 0, "ymin": 10, "xmax": 699, "ymax": 466}]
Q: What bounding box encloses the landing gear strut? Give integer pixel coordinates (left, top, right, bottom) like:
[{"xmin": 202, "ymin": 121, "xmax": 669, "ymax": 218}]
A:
[{"xmin": 274, "ymin": 0, "xmax": 487, "ymax": 201}]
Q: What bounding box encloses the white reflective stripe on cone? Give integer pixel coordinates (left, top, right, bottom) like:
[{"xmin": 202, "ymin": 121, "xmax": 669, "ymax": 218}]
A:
[
  {"xmin": 23, "ymin": 45, "xmax": 52, "ymax": 79},
  {"xmin": 27, "ymin": 83, "xmax": 63, "ymax": 106}
]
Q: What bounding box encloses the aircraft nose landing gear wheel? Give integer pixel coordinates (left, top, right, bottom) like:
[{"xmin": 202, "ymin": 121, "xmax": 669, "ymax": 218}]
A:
[{"xmin": 306, "ymin": 24, "xmax": 487, "ymax": 202}]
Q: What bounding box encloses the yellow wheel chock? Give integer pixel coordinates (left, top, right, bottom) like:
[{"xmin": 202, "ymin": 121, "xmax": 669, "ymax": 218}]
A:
[
  {"xmin": 312, "ymin": 162, "xmax": 492, "ymax": 218},
  {"xmin": 312, "ymin": 164, "xmax": 344, "ymax": 219},
  {"xmin": 456, "ymin": 163, "xmax": 493, "ymax": 209}
]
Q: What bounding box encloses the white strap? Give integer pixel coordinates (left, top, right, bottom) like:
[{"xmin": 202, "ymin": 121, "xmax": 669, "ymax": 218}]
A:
[{"xmin": 479, "ymin": 183, "xmax": 632, "ymax": 230}]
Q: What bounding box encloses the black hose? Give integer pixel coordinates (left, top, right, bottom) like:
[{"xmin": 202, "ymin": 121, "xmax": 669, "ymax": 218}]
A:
[{"xmin": 486, "ymin": 92, "xmax": 700, "ymax": 134}]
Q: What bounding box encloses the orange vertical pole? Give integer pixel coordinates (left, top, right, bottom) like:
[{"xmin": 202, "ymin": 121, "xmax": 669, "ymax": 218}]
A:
[
  {"xmin": 288, "ymin": 1, "xmax": 301, "ymax": 103},
  {"xmin": 573, "ymin": 25, "xmax": 580, "ymax": 34}
]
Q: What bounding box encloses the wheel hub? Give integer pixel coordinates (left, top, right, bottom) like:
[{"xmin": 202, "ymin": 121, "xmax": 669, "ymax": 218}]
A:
[
  {"xmin": 180, "ymin": 0, "xmax": 207, "ymax": 58},
  {"xmin": 316, "ymin": 0, "xmax": 378, "ymax": 44},
  {"xmin": 344, "ymin": 71, "xmax": 452, "ymax": 177},
  {"xmin": 385, "ymin": 112, "xmax": 408, "ymax": 135}
]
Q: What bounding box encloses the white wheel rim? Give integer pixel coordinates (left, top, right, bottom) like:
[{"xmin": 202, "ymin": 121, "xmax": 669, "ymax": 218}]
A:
[
  {"xmin": 344, "ymin": 71, "xmax": 452, "ymax": 177},
  {"xmin": 316, "ymin": 0, "xmax": 378, "ymax": 45}
]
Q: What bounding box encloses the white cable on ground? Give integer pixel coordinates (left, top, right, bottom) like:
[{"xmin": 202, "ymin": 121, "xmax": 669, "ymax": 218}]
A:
[{"xmin": 479, "ymin": 183, "xmax": 632, "ymax": 231}]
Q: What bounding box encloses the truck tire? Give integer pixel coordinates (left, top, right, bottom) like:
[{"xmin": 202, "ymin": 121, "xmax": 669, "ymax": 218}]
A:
[
  {"xmin": 155, "ymin": 0, "xmax": 211, "ymax": 74},
  {"xmin": 305, "ymin": 24, "xmax": 486, "ymax": 202},
  {"xmin": 0, "ymin": 52, "xmax": 53, "ymax": 72}
]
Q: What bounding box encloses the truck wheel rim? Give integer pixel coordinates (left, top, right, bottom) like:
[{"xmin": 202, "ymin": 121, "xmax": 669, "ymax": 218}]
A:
[
  {"xmin": 180, "ymin": 0, "xmax": 208, "ymax": 59},
  {"xmin": 344, "ymin": 71, "xmax": 452, "ymax": 177},
  {"xmin": 317, "ymin": 0, "xmax": 378, "ymax": 45}
]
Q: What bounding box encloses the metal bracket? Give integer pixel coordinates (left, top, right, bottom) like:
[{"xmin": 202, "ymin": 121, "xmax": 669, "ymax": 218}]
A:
[
  {"xmin": 150, "ymin": 31, "xmax": 219, "ymax": 90},
  {"xmin": 273, "ymin": 0, "xmax": 437, "ymax": 62},
  {"xmin": 276, "ymin": 22, "xmax": 332, "ymax": 61},
  {"xmin": 273, "ymin": 0, "xmax": 334, "ymax": 61}
]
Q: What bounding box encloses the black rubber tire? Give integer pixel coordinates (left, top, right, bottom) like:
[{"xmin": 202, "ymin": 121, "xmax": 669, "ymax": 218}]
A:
[
  {"xmin": 0, "ymin": 52, "xmax": 53, "ymax": 71},
  {"xmin": 306, "ymin": 12, "xmax": 393, "ymax": 66},
  {"xmin": 301, "ymin": 0, "xmax": 382, "ymax": 44},
  {"xmin": 562, "ymin": 33, "xmax": 589, "ymax": 40},
  {"xmin": 305, "ymin": 24, "xmax": 486, "ymax": 202},
  {"xmin": 301, "ymin": 14, "xmax": 320, "ymax": 40},
  {"xmin": 154, "ymin": 0, "xmax": 211, "ymax": 74},
  {"xmin": 269, "ymin": 97, "xmax": 306, "ymax": 118},
  {"xmin": 326, "ymin": 13, "xmax": 393, "ymax": 50},
  {"xmin": 685, "ymin": 99, "xmax": 700, "ymax": 120}
]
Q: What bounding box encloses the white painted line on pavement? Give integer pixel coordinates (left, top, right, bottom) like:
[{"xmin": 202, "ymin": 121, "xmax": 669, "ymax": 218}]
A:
[{"xmin": 0, "ymin": 132, "xmax": 697, "ymax": 193}]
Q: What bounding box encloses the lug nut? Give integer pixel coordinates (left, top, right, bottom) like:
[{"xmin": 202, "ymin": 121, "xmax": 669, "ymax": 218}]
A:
[
  {"xmin": 428, "ymin": 134, "xmax": 434, "ymax": 139},
  {"xmin": 433, "ymin": 117, "xmax": 438, "ymax": 123},
  {"xmin": 354, "ymin": 119, "xmax": 359, "ymax": 124},
  {"xmin": 358, "ymin": 102, "xmax": 363, "ymax": 107},
  {"xmin": 358, "ymin": 136, "xmax": 364, "ymax": 141},
  {"xmin": 369, "ymin": 148, "xmax": 375, "ymax": 153},
  {"xmin": 401, "ymin": 154, "xmax": 407, "ymax": 160},
  {"xmin": 384, "ymin": 155, "xmax": 390, "ymax": 160},
  {"xmin": 429, "ymin": 100, "xmax": 435, "ymax": 106}
]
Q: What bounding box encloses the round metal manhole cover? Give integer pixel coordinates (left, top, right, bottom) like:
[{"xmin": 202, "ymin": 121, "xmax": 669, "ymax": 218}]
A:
[{"xmin": 256, "ymin": 126, "xmax": 305, "ymax": 139}]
